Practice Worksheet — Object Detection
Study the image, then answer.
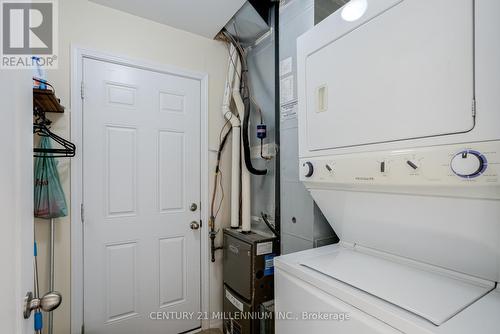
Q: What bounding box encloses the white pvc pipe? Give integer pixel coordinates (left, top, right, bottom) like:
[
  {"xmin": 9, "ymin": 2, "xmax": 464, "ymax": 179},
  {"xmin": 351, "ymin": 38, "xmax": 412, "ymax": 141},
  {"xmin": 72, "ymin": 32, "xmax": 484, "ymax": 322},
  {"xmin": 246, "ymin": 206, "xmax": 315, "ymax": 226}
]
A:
[
  {"xmin": 240, "ymin": 142, "xmax": 251, "ymax": 233},
  {"xmin": 230, "ymin": 131, "xmax": 241, "ymax": 229},
  {"xmin": 223, "ymin": 45, "xmax": 241, "ymax": 228},
  {"xmin": 232, "ymin": 54, "xmax": 251, "ymax": 233}
]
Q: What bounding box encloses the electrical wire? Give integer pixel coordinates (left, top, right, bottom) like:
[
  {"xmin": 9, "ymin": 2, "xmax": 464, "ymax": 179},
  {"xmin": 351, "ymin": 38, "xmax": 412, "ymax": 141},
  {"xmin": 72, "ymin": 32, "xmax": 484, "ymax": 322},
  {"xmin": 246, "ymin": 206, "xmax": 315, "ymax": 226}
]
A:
[
  {"xmin": 225, "ymin": 43, "xmax": 274, "ymax": 162},
  {"xmin": 219, "ymin": 113, "xmax": 233, "ymax": 143},
  {"xmin": 214, "ymin": 116, "xmax": 231, "ymax": 220},
  {"xmin": 226, "ymin": 41, "xmax": 270, "ymax": 161},
  {"xmin": 222, "ymin": 29, "xmax": 267, "ymax": 175},
  {"xmin": 261, "ymin": 212, "xmax": 277, "ymax": 236},
  {"xmin": 214, "ymin": 169, "xmax": 225, "ymax": 219},
  {"xmin": 251, "ymin": 96, "xmax": 263, "ymax": 124},
  {"xmin": 225, "ymin": 28, "xmax": 266, "ymax": 140},
  {"xmin": 210, "ymin": 116, "xmax": 233, "ymax": 220},
  {"xmin": 226, "ymin": 42, "xmax": 242, "ymax": 85},
  {"xmin": 209, "ymin": 116, "xmax": 233, "ymax": 262}
]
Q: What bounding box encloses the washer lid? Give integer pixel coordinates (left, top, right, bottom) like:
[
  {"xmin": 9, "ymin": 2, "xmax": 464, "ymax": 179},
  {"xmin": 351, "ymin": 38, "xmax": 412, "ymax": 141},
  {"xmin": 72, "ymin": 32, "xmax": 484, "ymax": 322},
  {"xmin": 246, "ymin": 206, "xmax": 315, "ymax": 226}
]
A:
[{"xmin": 300, "ymin": 248, "xmax": 494, "ymax": 326}]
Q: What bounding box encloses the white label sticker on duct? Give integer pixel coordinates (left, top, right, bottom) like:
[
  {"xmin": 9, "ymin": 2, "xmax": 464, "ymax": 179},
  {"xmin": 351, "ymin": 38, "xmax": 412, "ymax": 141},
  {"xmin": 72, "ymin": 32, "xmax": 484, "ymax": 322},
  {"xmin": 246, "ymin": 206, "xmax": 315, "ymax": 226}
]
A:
[
  {"xmin": 280, "ymin": 57, "xmax": 293, "ymax": 77},
  {"xmin": 281, "ymin": 100, "xmax": 298, "ymax": 120},
  {"xmin": 256, "ymin": 241, "xmax": 273, "ymax": 256},
  {"xmin": 225, "ymin": 289, "xmax": 243, "ymax": 312},
  {"xmin": 280, "ymin": 75, "xmax": 294, "ymax": 105}
]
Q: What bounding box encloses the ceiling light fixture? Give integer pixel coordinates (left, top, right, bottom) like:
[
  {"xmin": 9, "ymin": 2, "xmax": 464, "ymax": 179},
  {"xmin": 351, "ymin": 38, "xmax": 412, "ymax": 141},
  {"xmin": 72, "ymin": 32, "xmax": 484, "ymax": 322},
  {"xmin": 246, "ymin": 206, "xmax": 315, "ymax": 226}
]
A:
[{"xmin": 341, "ymin": 0, "xmax": 368, "ymax": 22}]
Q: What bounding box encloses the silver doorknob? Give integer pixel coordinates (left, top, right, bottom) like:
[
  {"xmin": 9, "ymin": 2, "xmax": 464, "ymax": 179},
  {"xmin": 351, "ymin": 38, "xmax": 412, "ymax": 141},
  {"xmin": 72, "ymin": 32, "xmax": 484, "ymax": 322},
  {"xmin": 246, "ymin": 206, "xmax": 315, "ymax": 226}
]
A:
[
  {"xmin": 24, "ymin": 291, "xmax": 62, "ymax": 319},
  {"xmin": 40, "ymin": 292, "xmax": 62, "ymax": 312},
  {"xmin": 190, "ymin": 221, "xmax": 200, "ymax": 230}
]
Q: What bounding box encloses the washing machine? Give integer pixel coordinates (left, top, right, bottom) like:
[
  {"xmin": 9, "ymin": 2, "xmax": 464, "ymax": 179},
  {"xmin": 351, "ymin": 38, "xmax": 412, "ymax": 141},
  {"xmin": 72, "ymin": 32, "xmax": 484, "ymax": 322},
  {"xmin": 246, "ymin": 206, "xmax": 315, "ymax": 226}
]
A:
[{"xmin": 275, "ymin": 0, "xmax": 500, "ymax": 333}]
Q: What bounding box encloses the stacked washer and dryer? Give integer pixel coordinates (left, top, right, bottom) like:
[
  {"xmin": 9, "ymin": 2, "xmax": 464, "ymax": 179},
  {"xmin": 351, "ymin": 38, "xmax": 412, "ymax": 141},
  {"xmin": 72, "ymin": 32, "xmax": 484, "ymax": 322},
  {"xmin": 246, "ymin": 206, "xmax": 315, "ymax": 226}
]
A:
[{"xmin": 275, "ymin": 0, "xmax": 500, "ymax": 333}]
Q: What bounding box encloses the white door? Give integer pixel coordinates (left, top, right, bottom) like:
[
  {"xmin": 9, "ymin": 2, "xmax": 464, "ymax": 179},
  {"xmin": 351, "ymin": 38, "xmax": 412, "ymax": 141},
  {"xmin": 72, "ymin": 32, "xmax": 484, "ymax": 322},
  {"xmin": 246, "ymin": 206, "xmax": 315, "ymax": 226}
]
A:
[
  {"xmin": 0, "ymin": 71, "xmax": 34, "ymax": 334},
  {"xmin": 83, "ymin": 58, "xmax": 202, "ymax": 334}
]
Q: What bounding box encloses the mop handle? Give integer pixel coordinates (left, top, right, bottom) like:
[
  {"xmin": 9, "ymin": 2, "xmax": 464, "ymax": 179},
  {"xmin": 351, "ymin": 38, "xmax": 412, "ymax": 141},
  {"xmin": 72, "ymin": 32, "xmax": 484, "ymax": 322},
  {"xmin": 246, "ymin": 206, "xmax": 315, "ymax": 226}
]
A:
[
  {"xmin": 34, "ymin": 311, "xmax": 43, "ymax": 332},
  {"xmin": 34, "ymin": 242, "xmax": 43, "ymax": 333}
]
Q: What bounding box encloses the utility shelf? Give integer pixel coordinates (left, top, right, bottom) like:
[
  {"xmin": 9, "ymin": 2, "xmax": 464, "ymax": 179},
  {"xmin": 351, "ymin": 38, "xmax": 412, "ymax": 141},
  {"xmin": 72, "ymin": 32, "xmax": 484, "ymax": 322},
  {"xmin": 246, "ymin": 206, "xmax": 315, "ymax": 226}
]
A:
[{"xmin": 33, "ymin": 88, "xmax": 65, "ymax": 113}]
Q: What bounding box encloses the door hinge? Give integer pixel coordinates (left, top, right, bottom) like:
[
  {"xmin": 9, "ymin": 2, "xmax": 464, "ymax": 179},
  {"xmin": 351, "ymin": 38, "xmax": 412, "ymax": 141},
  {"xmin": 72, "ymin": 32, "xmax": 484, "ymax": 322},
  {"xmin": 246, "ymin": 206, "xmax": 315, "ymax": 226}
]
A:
[
  {"xmin": 472, "ymin": 98, "xmax": 476, "ymax": 117},
  {"xmin": 80, "ymin": 203, "xmax": 85, "ymax": 224},
  {"xmin": 80, "ymin": 81, "xmax": 85, "ymax": 100}
]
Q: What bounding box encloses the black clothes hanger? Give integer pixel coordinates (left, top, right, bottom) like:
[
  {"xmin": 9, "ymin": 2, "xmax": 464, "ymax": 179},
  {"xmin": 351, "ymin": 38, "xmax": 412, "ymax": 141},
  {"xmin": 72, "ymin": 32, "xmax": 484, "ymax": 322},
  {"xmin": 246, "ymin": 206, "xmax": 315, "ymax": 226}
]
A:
[
  {"xmin": 33, "ymin": 108, "xmax": 76, "ymax": 158},
  {"xmin": 33, "ymin": 126, "xmax": 76, "ymax": 158}
]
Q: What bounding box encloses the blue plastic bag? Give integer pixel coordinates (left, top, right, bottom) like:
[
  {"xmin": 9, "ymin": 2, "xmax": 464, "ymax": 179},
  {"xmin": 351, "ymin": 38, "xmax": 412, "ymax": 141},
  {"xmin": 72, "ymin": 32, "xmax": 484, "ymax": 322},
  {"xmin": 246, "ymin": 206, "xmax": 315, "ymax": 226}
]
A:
[{"xmin": 34, "ymin": 137, "xmax": 68, "ymax": 219}]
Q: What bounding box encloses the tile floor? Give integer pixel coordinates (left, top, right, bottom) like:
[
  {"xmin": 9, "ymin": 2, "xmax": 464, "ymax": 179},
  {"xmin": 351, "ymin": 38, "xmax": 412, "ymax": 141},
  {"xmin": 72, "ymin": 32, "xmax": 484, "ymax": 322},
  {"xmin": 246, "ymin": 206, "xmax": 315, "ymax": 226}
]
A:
[{"xmin": 199, "ymin": 329, "xmax": 222, "ymax": 334}]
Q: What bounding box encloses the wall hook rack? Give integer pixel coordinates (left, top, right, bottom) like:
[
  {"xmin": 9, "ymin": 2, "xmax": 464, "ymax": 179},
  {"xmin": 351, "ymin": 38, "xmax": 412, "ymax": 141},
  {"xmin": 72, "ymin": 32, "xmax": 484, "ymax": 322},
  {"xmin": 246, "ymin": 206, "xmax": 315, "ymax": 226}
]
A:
[{"xmin": 33, "ymin": 78, "xmax": 76, "ymax": 158}]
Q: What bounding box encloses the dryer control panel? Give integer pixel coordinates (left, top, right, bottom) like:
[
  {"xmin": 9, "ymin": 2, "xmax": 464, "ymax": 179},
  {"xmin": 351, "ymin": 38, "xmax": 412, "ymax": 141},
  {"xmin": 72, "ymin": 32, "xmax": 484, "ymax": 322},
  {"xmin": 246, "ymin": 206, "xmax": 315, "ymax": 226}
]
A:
[{"xmin": 300, "ymin": 141, "xmax": 500, "ymax": 199}]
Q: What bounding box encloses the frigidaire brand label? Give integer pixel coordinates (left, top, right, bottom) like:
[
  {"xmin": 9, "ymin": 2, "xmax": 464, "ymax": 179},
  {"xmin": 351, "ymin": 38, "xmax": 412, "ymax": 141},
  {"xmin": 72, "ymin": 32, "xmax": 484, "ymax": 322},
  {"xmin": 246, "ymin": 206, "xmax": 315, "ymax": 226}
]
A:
[{"xmin": 355, "ymin": 176, "xmax": 375, "ymax": 181}]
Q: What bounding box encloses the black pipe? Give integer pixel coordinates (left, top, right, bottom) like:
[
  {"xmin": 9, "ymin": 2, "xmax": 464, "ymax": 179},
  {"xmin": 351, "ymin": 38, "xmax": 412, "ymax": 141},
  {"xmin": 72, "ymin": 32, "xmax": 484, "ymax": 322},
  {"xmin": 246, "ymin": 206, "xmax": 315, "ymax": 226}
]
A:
[
  {"xmin": 272, "ymin": 1, "xmax": 281, "ymax": 255},
  {"xmin": 210, "ymin": 223, "xmax": 216, "ymax": 262},
  {"xmin": 209, "ymin": 222, "xmax": 222, "ymax": 263},
  {"xmin": 242, "ymin": 94, "xmax": 267, "ymax": 175},
  {"xmin": 210, "ymin": 224, "xmax": 224, "ymax": 262}
]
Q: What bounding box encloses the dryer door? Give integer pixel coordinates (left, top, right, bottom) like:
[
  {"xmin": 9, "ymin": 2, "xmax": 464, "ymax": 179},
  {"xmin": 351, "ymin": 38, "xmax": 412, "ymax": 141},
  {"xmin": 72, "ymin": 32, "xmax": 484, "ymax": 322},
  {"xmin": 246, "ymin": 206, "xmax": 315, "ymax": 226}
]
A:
[{"xmin": 304, "ymin": 0, "xmax": 474, "ymax": 151}]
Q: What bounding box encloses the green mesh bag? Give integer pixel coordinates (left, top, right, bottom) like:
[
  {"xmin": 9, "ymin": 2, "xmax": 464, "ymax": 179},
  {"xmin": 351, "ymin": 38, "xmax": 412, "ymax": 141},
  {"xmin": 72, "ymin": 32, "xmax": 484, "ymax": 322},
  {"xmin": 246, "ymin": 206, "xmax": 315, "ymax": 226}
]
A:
[{"xmin": 34, "ymin": 137, "xmax": 68, "ymax": 219}]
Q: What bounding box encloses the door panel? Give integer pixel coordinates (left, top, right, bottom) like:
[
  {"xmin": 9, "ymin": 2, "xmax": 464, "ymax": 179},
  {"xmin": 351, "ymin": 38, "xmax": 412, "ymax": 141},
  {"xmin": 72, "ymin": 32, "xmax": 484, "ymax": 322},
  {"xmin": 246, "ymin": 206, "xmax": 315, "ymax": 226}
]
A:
[
  {"xmin": 159, "ymin": 237, "xmax": 186, "ymax": 307},
  {"xmin": 0, "ymin": 71, "xmax": 33, "ymax": 334},
  {"xmin": 106, "ymin": 126, "xmax": 137, "ymax": 216},
  {"xmin": 305, "ymin": 0, "xmax": 474, "ymax": 151},
  {"xmin": 158, "ymin": 130, "xmax": 185, "ymax": 212},
  {"xmin": 105, "ymin": 242, "xmax": 138, "ymax": 322},
  {"xmin": 83, "ymin": 58, "xmax": 201, "ymax": 334}
]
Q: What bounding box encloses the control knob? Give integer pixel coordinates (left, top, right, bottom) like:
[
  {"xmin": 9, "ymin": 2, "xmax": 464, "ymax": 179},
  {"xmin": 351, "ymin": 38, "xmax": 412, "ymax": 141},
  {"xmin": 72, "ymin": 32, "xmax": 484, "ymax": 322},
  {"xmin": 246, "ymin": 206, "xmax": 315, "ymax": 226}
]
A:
[
  {"xmin": 451, "ymin": 150, "xmax": 487, "ymax": 178},
  {"xmin": 301, "ymin": 161, "xmax": 314, "ymax": 178}
]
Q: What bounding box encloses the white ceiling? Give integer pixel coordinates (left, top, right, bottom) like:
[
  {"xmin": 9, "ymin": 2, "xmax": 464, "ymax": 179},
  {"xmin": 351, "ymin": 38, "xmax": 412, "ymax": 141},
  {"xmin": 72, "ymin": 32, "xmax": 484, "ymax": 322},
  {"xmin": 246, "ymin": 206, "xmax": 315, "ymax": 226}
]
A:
[{"xmin": 89, "ymin": 0, "xmax": 247, "ymax": 38}]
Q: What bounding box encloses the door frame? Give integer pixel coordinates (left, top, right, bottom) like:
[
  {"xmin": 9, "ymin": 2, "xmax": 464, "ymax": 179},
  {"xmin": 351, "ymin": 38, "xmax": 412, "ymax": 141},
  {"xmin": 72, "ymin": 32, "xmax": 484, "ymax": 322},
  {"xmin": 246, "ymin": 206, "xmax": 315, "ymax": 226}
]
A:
[{"xmin": 70, "ymin": 46, "xmax": 210, "ymax": 334}]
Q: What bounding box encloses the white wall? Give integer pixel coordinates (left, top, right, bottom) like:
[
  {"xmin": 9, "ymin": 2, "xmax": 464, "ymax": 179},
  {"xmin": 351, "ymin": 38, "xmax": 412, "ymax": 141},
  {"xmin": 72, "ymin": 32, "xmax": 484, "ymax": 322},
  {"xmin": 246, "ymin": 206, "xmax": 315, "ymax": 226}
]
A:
[{"xmin": 34, "ymin": 0, "xmax": 232, "ymax": 332}]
